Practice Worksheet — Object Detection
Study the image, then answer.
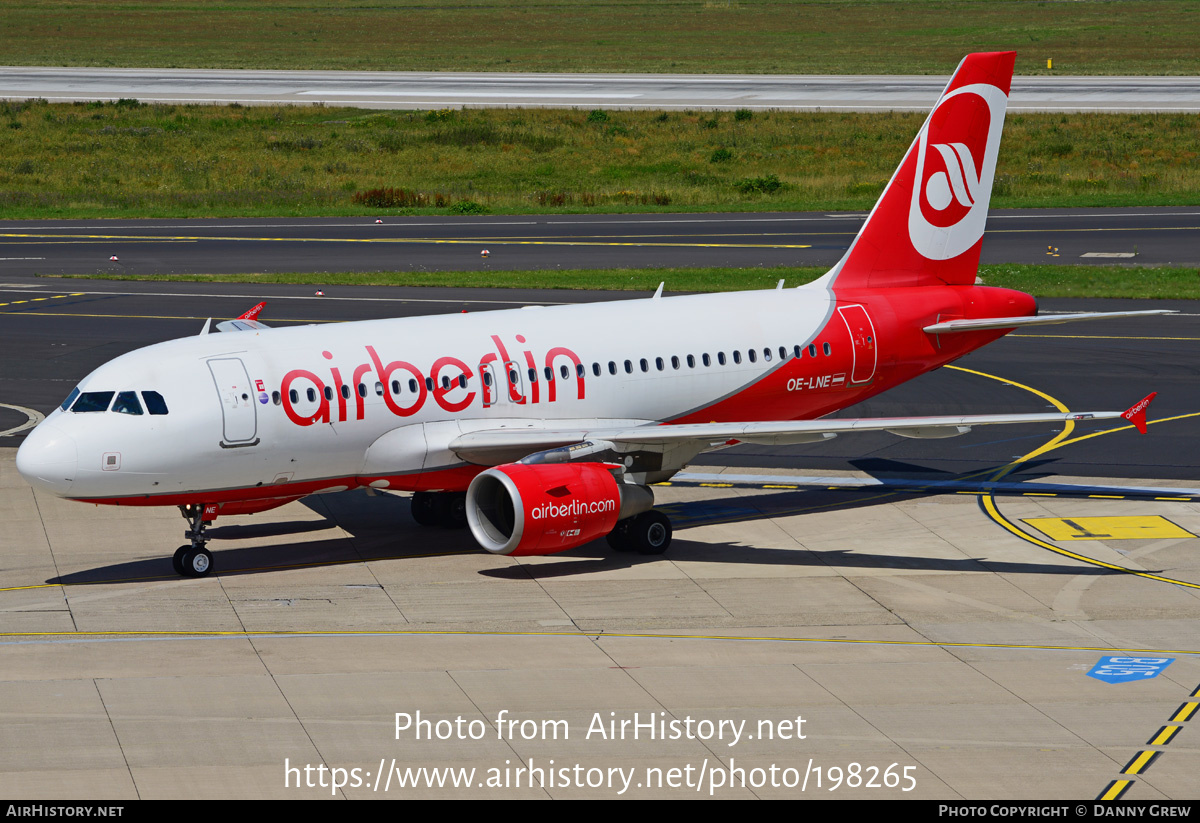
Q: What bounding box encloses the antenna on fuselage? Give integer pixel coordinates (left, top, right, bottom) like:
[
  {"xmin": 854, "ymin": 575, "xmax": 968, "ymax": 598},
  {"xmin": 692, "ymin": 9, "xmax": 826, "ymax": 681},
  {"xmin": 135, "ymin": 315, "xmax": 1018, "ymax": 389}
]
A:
[
  {"xmin": 199, "ymin": 318, "xmax": 211, "ymax": 335},
  {"xmin": 652, "ymin": 282, "xmax": 664, "ymax": 299}
]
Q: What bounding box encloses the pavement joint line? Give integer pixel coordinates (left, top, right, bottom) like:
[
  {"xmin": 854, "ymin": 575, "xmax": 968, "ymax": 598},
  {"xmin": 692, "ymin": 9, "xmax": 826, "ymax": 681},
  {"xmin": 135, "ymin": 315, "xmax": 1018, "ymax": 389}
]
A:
[{"xmin": 941, "ymin": 364, "xmax": 1200, "ymax": 800}]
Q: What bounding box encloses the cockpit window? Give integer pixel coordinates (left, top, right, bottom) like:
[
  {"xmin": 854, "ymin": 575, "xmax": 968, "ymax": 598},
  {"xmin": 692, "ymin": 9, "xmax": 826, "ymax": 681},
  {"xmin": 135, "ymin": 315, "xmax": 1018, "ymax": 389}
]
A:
[
  {"xmin": 60, "ymin": 387, "xmax": 80, "ymax": 412},
  {"xmin": 71, "ymin": 391, "xmax": 114, "ymax": 413},
  {"xmin": 142, "ymin": 391, "xmax": 169, "ymax": 415},
  {"xmin": 112, "ymin": 391, "xmax": 143, "ymax": 415}
]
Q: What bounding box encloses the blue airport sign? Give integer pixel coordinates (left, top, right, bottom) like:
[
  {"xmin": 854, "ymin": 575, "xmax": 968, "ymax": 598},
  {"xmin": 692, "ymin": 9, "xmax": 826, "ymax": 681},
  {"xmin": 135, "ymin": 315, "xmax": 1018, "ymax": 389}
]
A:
[{"xmin": 1088, "ymin": 656, "xmax": 1174, "ymax": 683}]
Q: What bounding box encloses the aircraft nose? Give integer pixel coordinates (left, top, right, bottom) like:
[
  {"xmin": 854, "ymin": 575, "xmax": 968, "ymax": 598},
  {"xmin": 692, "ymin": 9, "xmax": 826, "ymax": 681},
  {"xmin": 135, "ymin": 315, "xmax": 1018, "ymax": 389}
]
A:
[{"xmin": 15, "ymin": 421, "xmax": 77, "ymax": 496}]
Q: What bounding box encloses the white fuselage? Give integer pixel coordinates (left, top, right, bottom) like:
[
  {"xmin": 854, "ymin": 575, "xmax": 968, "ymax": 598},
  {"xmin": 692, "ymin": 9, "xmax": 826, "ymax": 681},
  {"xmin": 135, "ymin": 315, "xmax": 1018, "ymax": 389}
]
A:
[{"xmin": 18, "ymin": 284, "xmax": 851, "ymax": 505}]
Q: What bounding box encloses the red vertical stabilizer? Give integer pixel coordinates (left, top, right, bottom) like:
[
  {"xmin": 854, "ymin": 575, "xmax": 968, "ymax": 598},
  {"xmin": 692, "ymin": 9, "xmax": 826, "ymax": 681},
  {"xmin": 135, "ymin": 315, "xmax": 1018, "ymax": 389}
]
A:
[{"xmin": 830, "ymin": 51, "xmax": 1016, "ymax": 292}]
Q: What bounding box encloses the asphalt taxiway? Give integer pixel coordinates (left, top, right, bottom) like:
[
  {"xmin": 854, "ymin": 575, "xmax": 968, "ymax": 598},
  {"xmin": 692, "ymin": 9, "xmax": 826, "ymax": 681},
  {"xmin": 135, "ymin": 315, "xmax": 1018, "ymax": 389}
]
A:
[
  {"xmin": 2, "ymin": 208, "xmax": 1199, "ymax": 274},
  {"xmin": 1, "ymin": 273, "xmax": 1198, "ymax": 799}
]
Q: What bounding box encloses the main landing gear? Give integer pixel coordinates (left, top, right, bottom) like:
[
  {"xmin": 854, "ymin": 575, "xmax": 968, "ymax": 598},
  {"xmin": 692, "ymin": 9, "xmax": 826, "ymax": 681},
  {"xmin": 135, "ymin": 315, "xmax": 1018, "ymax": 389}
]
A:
[
  {"xmin": 410, "ymin": 491, "xmax": 468, "ymax": 529},
  {"xmin": 606, "ymin": 510, "xmax": 672, "ymax": 555},
  {"xmin": 173, "ymin": 504, "xmax": 215, "ymax": 578}
]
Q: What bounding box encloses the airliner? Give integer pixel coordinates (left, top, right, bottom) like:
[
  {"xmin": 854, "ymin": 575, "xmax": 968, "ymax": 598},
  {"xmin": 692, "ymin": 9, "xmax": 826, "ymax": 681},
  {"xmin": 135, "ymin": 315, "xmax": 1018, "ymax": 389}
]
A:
[{"xmin": 15, "ymin": 52, "xmax": 1164, "ymax": 577}]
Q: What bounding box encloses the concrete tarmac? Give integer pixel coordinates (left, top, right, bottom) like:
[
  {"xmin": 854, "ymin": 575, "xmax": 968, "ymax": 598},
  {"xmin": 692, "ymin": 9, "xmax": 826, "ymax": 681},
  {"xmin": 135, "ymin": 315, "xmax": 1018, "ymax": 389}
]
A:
[{"xmin": 4, "ymin": 67, "xmax": 1200, "ymax": 112}]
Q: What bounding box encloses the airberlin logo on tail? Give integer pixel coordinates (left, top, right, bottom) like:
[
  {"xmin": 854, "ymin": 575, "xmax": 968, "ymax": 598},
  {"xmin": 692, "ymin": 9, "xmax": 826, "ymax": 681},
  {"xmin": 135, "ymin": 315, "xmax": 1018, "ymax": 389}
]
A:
[
  {"xmin": 908, "ymin": 83, "xmax": 1009, "ymax": 261},
  {"xmin": 926, "ymin": 142, "xmax": 981, "ymax": 212}
]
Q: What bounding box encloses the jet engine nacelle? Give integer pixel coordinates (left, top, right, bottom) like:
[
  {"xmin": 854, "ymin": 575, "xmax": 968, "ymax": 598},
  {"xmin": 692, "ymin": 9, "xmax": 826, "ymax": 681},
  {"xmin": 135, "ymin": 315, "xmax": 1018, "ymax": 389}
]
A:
[{"xmin": 465, "ymin": 462, "xmax": 651, "ymax": 556}]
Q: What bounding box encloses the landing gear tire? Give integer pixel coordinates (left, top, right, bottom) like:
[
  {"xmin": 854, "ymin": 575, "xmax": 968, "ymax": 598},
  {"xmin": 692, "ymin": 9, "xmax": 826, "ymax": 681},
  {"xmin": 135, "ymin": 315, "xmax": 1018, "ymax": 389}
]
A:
[
  {"xmin": 440, "ymin": 492, "xmax": 468, "ymax": 529},
  {"xmin": 180, "ymin": 546, "xmax": 214, "ymax": 578},
  {"xmin": 174, "ymin": 505, "xmax": 216, "ymax": 578},
  {"xmin": 605, "ymin": 520, "xmax": 636, "ymax": 553},
  {"xmin": 410, "ymin": 492, "xmax": 439, "ymax": 526},
  {"xmin": 172, "ymin": 546, "xmax": 189, "ymax": 576},
  {"xmin": 629, "ymin": 510, "xmax": 672, "ymax": 555},
  {"xmin": 412, "ymin": 491, "xmax": 468, "ymax": 528}
]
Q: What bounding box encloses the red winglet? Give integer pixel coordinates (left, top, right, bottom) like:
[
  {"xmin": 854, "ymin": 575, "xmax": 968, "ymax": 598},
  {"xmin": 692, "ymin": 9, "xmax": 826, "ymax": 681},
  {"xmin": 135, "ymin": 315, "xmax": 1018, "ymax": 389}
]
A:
[
  {"xmin": 1121, "ymin": 392, "xmax": 1157, "ymax": 434},
  {"xmin": 237, "ymin": 301, "xmax": 266, "ymax": 321}
]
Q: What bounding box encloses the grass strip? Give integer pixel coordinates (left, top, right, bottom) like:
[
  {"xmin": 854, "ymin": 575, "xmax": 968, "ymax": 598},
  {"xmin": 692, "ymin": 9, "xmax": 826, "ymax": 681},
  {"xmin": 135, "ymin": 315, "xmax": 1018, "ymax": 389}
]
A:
[
  {"xmin": 1, "ymin": 102, "xmax": 1198, "ymax": 219},
  {"xmin": 3, "ymin": 1, "xmax": 1199, "ymax": 76},
  {"xmin": 46, "ymin": 264, "xmax": 1200, "ymax": 300}
]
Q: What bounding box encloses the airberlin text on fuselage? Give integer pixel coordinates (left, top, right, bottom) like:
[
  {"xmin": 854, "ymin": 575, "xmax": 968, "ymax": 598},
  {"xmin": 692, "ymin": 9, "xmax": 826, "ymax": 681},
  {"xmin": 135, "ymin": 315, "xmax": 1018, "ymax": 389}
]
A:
[{"xmin": 279, "ymin": 333, "xmax": 585, "ymax": 427}]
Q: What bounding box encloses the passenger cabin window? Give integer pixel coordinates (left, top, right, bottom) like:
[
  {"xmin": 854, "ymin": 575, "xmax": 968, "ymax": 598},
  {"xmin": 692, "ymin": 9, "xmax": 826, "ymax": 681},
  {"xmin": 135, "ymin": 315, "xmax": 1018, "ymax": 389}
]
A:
[
  {"xmin": 142, "ymin": 391, "xmax": 168, "ymax": 415},
  {"xmin": 702, "ymin": 354, "xmax": 711, "ymax": 367},
  {"xmin": 640, "ymin": 359, "xmax": 648, "ymax": 373},
  {"xmin": 608, "ymin": 361, "xmax": 617, "ymax": 375},
  {"xmin": 687, "ymin": 355, "xmax": 695, "ymax": 368},
  {"xmin": 72, "ymin": 391, "xmax": 114, "ymax": 413},
  {"xmin": 748, "ymin": 349, "xmax": 757, "ymax": 363},
  {"xmin": 823, "ymin": 342, "xmax": 832, "ymax": 356},
  {"xmin": 733, "ymin": 351, "xmax": 742, "ymax": 365},
  {"xmin": 717, "ymin": 352, "xmax": 727, "ymax": 366},
  {"xmin": 624, "ymin": 360, "xmax": 633, "ymax": 374},
  {"xmin": 808, "ymin": 344, "xmax": 817, "ymax": 358},
  {"xmin": 593, "ymin": 363, "xmax": 601, "ymax": 377},
  {"xmin": 272, "ymin": 391, "xmax": 281, "ymax": 406},
  {"xmin": 112, "ymin": 391, "xmax": 143, "ymax": 416}
]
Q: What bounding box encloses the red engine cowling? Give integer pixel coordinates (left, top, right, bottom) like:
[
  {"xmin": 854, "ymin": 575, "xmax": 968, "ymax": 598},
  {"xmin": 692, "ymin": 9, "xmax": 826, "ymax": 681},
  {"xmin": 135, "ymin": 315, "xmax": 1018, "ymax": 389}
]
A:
[{"xmin": 465, "ymin": 462, "xmax": 625, "ymax": 556}]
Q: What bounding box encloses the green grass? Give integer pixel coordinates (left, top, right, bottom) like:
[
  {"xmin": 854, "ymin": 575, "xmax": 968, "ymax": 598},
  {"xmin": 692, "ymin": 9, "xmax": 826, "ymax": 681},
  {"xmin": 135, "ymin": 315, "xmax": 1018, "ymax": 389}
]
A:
[
  {"xmin": 46, "ymin": 264, "xmax": 1200, "ymax": 300},
  {"xmin": 2, "ymin": 101, "xmax": 1198, "ymax": 219},
  {"xmin": 3, "ymin": 1, "xmax": 1200, "ymax": 75}
]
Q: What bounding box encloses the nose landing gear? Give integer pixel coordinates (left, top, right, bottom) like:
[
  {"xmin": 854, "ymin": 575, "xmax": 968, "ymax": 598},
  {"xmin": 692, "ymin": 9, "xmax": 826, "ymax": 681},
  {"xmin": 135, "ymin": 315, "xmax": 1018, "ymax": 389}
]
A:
[{"xmin": 174, "ymin": 504, "xmax": 216, "ymax": 577}]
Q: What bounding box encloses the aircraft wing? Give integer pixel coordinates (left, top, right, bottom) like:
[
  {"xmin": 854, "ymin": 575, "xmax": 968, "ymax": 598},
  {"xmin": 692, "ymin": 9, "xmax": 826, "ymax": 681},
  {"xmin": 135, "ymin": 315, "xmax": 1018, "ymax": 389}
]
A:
[
  {"xmin": 449, "ymin": 394, "xmax": 1156, "ymax": 464},
  {"xmin": 215, "ymin": 301, "xmax": 271, "ymax": 332}
]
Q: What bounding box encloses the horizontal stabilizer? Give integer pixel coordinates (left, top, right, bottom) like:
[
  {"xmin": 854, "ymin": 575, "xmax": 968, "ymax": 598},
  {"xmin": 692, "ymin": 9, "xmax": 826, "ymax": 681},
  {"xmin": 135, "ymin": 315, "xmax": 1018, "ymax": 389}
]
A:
[{"xmin": 923, "ymin": 310, "xmax": 1174, "ymax": 334}]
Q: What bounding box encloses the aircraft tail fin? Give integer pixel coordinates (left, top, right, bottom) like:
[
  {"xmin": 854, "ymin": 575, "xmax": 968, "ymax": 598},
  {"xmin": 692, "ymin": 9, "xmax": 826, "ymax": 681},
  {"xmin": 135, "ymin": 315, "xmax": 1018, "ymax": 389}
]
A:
[{"xmin": 826, "ymin": 51, "xmax": 1015, "ymax": 292}]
